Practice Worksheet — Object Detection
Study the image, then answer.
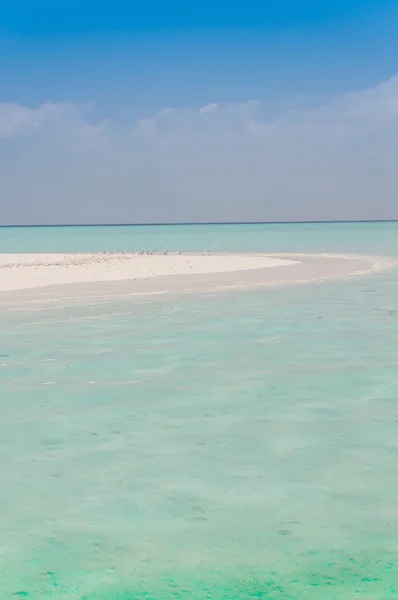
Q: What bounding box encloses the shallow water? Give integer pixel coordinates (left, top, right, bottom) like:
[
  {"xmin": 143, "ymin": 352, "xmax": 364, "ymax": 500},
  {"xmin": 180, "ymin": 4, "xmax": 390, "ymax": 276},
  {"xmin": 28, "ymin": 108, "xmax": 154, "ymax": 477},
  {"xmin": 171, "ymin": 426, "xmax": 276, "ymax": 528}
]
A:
[
  {"xmin": 1, "ymin": 221, "xmax": 398, "ymax": 256},
  {"xmin": 1, "ymin": 223, "xmax": 398, "ymax": 598}
]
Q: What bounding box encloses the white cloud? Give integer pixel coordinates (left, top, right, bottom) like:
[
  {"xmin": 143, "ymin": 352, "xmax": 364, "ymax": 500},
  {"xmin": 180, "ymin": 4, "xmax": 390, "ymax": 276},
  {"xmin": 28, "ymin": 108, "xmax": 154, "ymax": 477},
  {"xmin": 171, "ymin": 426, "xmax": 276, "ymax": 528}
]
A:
[
  {"xmin": 1, "ymin": 75, "xmax": 398, "ymax": 224},
  {"xmin": 0, "ymin": 102, "xmax": 68, "ymax": 139},
  {"xmin": 199, "ymin": 103, "xmax": 219, "ymax": 114}
]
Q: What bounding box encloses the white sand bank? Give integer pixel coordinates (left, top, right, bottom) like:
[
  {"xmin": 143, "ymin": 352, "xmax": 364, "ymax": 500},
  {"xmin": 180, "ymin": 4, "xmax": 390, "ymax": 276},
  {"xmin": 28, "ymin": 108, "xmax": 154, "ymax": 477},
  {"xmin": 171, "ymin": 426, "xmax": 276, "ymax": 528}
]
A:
[
  {"xmin": 0, "ymin": 252, "xmax": 297, "ymax": 292},
  {"xmin": 0, "ymin": 252, "xmax": 392, "ymax": 306}
]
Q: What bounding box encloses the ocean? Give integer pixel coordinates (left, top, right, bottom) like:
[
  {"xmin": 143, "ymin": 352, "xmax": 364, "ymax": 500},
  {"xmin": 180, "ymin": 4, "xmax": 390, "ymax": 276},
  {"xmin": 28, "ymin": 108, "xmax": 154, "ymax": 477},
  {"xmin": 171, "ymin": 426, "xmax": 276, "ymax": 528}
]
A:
[{"xmin": 1, "ymin": 222, "xmax": 398, "ymax": 599}]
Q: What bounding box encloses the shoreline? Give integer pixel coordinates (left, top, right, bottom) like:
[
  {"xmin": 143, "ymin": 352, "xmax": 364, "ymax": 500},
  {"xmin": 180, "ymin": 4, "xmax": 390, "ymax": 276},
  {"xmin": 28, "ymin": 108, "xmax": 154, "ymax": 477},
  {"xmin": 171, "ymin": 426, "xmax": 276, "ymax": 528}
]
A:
[{"xmin": 0, "ymin": 252, "xmax": 393, "ymax": 307}]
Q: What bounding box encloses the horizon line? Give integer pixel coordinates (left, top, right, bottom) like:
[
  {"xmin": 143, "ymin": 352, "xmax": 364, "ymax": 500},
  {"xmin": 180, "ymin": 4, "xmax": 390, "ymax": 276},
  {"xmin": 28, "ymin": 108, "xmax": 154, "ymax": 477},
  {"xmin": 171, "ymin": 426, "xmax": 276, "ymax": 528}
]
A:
[{"xmin": 1, "ymin": 219, "xmax": 398, "ymax": 228}]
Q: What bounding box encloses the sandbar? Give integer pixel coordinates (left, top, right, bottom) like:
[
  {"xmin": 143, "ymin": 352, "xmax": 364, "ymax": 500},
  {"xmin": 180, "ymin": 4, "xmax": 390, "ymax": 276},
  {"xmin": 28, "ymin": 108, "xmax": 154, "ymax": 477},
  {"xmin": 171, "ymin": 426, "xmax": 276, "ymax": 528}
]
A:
[
  {"xmin": 0, "ymin": 253, "xmax": 296, "ymax": 292},
  {"xmin": 0, "ymin": 251, "xmax": 392, "ymax": 306}
]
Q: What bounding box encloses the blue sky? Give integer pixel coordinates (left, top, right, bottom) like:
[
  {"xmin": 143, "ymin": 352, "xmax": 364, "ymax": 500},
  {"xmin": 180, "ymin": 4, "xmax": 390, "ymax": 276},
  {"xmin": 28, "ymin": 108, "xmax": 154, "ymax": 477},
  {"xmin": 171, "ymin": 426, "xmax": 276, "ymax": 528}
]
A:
[
  {"xmin": 1, "ymin": 0, "xmax": 398, "ymax": 223},
  {"xmin": 0, "ymin": 0, "xmax": 389, "ymax": 33},
  {"xmin": 2, "ymin": 0, "xmax": 398, "ymax": 112}
]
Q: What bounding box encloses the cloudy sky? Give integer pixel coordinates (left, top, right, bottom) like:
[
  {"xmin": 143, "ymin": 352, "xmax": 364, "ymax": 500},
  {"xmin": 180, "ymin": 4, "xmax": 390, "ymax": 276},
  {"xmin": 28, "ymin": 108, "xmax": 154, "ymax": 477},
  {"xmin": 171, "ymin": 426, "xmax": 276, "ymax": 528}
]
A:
[{"xmin": 1, "ymin": 0, "xmax": 398, "ymax": 224}]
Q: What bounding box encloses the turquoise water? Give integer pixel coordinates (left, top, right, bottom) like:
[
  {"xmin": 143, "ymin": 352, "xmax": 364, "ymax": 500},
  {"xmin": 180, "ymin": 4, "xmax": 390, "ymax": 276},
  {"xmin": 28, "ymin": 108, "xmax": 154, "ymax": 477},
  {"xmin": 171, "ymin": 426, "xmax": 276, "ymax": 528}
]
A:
[
  {"xmin": 1, "ymin": 223, "xmax": 398, "ymax": 599},
  {"xmin": 1, "ymin": 221, "xmax": 398, "ymax": 255}
]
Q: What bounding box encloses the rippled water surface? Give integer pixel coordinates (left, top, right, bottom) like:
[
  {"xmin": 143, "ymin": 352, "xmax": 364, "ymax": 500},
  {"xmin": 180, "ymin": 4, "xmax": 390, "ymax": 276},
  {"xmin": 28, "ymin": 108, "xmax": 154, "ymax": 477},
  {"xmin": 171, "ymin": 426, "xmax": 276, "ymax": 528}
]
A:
[{"xmin": 1, "ymin": 223, "xmax": 398, "ymax": 598}]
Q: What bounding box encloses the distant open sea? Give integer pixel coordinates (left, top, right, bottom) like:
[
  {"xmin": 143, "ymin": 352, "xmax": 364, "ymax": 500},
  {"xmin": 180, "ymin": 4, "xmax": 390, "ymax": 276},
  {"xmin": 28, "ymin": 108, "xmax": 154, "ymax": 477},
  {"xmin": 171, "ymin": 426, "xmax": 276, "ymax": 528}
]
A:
[{"xmin": 1, "ymin": 222, "xmax": 398, "ymax": 599}]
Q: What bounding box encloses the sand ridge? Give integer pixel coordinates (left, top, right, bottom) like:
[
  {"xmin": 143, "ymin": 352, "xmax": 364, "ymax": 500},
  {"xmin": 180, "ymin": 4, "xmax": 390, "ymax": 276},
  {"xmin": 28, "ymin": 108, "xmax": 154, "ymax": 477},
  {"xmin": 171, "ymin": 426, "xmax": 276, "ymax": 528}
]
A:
[
  {"xmin": 0, "ymin": 252, "xmax": 297, "ymax": 292},
  {"xmin": 0, "ymin": 251, "xmax": 393, "ymax": 306}
]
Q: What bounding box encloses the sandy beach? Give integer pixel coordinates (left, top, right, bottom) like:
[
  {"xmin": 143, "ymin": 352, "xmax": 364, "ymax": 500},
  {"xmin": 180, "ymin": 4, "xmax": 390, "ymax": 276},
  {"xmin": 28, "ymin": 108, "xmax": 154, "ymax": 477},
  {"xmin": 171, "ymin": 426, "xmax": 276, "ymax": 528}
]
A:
[
  {"xmin": 0, "ymin": 251, "xmax": 391, "ymax": 305},
  {"xmin": 0, "ymin": 251, "xmax": 389, "ymax": 299},
  {"xmin": 0, "ymin": 252, "xmax": 297, "ymax": 292}
]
